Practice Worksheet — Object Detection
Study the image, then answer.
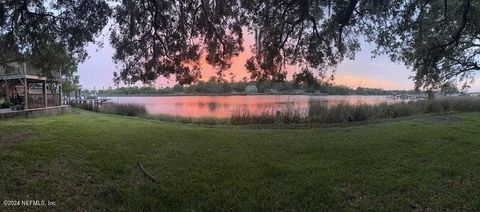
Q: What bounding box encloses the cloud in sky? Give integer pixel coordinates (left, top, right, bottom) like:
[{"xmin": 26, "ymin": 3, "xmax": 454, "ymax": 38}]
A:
[{"xmin": 333, "ymin": 75, "xmax": 410, "ymax": 90}]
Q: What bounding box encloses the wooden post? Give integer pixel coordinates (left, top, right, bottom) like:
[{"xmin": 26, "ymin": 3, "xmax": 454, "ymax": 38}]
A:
[
  {"xmin": 23, "ymin": 63, "xmax": 28, "ymax": 110},
  {"xmin": 58, "ymin": 68, "xmax": 62, "ymax": 105},
  {"xmin": 43, "ymin": 80, "xmax": 47, "ymax": 108},
  {"xmin": 59, "ymin": 83, "xmax": 63, "ymax": 106},
  {"xmin": 4, "ymin": 80, "xmax": 8, "ymax": 101},
  {"xmin": 24, "ymin": 78, "xmax": 28, "ymax": 109}
]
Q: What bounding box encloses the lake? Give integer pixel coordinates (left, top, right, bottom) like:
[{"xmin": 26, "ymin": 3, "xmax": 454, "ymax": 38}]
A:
[{"xmin": 108, "ymin": 95, "xmax": 411, "ymax": 118}]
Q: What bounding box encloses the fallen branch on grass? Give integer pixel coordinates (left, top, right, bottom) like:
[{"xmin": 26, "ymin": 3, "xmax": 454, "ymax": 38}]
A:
[{"xmin": 137, "ymin": 162, "xmax": 157, "ymax": 183}]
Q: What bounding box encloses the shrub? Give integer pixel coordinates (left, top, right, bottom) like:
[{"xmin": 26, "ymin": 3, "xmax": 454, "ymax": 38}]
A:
[
  {"xmin": 71, "ymin": 102, "xmax": 147, "ymax": 117},
  {"xmin": 449, "ymin": 98, "xmax": 480, "ymax": 112},
  {"xmin": 70, "ymin": 102, "xmax": 97, "ymax": 112},
  {"xmin": 308, "ymin": 101, "xmax": 328, "ymax": 123},
  {"xmin": 324, "ymin": 103, "xmax": 354, "ymax": 123},
  {"xmin": 1, "ymin": 101, "xmax": 12, "ymax": 109},
  {"xmin": 276, "ymin": 105, "xmax": 304, "ymax": 124},
  {"xmin": 385, "ymin": 102, "xmax": 418, "ymax": 118},
  {"xmin": 351, "ymin": 104, "xmax": 374, "ymax": 121},
  {"xmin": 425, "ymin": 100, "xmax": 445, "ymax": 113},
  {"xmin": 438, "ymin": 98, "xmax": 452, "ymax": 111},
  {"xmin": 231, "ymin": 110, "xmax": 276, "ymax": 125},
  {"xmin": 145, "ymin": 114, "xmax": 227, "ymax": 125},
  {"xmin": 99, "ymin": 103, "xmax": 147, "ymax": 117}
]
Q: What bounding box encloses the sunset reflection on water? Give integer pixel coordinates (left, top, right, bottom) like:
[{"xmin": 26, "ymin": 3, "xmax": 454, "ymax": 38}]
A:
[{"xmin": 109, "ymin": 95, "xmax": 410, "ymax": 118}]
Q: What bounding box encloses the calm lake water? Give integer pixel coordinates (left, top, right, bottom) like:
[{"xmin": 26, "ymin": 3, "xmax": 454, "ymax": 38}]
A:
[{"xmin": 108, "ymin": 95, "xmax": 411, "ymax": 118}]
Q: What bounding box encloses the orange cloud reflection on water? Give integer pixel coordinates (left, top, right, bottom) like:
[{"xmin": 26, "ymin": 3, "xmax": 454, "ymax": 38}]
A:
[{"xmin": 111, "ymin": 95, "xmax": 410, "ymax": 118}]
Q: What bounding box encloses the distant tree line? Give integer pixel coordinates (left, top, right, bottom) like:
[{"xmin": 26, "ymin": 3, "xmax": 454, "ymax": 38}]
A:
[{"xmin": 98, "ymin": 78, "xmax": 421, "ymax": 96}]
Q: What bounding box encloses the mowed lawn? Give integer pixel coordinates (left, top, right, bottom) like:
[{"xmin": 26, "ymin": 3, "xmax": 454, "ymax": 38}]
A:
[{"xmin": 1, "ymin": 110, "xmax": 480, "ymax": 211}]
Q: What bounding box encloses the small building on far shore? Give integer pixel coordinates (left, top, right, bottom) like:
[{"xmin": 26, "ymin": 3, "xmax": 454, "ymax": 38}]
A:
[{"xmin": 245, "ymin": 85, "xmax": 258, "ymax": 94}]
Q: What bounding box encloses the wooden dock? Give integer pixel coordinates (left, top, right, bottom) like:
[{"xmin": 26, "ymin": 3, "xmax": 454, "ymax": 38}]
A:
[
  {"xmin": 389, "ymin": 94, "xmax": 427, "ymax": 100},
  {"xmin": 67, "ymin": 98, "xmax": 111, "ymax": 105}
]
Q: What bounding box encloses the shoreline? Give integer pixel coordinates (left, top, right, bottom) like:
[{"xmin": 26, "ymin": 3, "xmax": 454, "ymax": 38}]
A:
[{"xmin": 99, "ymin": 93, "xmax": 397, "ymax": 97}]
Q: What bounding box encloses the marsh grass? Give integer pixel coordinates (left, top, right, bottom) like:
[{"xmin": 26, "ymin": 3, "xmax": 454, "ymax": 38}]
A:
[
  {"xmin": 145, "ymin": 114, "xmax": 228, "ymax": 125},
  {"xmin": 230, "ymin": 104, "xmax": 304, "ymax": 125},
  {"xmin": 99, "ymin": 103, "xmax": 147, "ymax": 116},
  {"xmin": 230, "ymin": 110, "xmax": 275, "ymax": 125},
  {"xmin": 70, "ymin": 102, "xmax": 97, "ymax": 111},
  {"xmin": 307, "ymin": 97, "xmax": 480, "ymax": 124},
  {"xmin": 71, "ymin": 102, "xmax": 147, "ymax": 117},
  {"xmin": 228, "ymin": 97, "xmax": 480, "ymax": 125},
  {"xmin": 71, "ymin": 97, "xmax": 480, "ymax": 125}
]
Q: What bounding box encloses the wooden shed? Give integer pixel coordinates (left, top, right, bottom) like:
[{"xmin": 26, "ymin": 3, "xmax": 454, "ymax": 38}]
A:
[{"xmin": 0, "ymin": 63, "xmax": 62, "ymax": 110}]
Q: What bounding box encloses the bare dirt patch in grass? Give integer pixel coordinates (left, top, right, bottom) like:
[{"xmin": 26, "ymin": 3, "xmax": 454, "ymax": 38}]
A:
[
  {"xmin": 0, "ymin": 130, "xmax": 33, "ymax": 144},
  {"xmin": 425, "ymin": 115, "xmax": 464, "ymax": 124}
]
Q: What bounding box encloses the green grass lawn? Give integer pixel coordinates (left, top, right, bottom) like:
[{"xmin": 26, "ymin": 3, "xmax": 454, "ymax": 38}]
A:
[{"xmin": 1, "ymin": 110, "xmax": 480, "ymax": 210}]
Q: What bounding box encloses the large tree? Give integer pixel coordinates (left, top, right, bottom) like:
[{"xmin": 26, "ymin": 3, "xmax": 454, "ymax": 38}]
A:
[
  {"xmin": 111, "ymin": 0, "xmax": 362, "ymax": 85},
  {"xmin": 0, "ymin": 0, "xmax": 111, "ymax": 77},
  {"xmin": 4, "ymin": 1, "xmax": 478, "ymax": 90},
  {"xmin": 361, "ymin": 0, "xmax": 480, "ymax": 90},
  {"xmin": 110, "ymin": 0, "xmax": 245, "ymax": 85},
  {"xmin": 244, "ymin": 0, "xmax": 361, "ymax": 83},
  {"xmin": 246, "ymin": 0, "xmax": 480, "ymax": 90},
  {"xmin": 111, "ymin": 0, "xmax": 480, "ymax": 91}
]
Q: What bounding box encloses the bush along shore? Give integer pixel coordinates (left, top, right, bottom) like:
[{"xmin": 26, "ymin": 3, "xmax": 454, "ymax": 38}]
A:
[{"xmin": 70, "ymin": 97, "xmax": 480, "ymax": 125}]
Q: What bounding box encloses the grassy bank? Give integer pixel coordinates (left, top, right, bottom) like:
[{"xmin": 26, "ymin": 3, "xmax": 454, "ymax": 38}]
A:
[{"xmin": 1, "ymin": 111, "xmax": 480, "ymax": 210}]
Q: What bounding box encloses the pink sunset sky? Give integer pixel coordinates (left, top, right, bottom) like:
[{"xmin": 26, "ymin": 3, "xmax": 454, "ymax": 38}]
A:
[{"xmin": 78, "ymin": 28, "xmax": 480, "ymax": 92}]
